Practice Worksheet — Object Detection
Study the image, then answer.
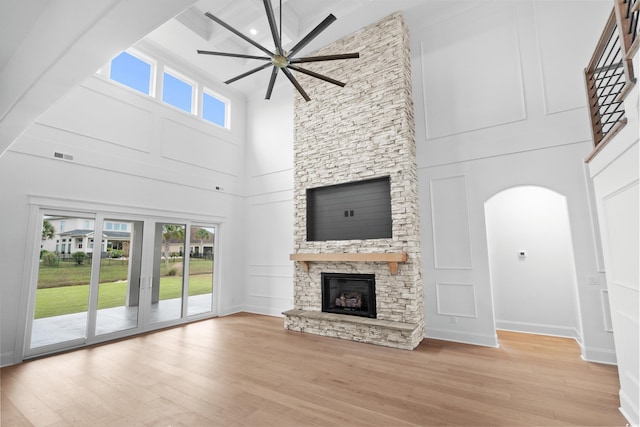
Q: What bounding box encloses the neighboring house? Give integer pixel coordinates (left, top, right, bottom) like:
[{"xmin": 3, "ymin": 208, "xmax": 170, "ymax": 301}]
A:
[
  {"xmin": 160, "ymin": 226, "xmax": 214, "ymax": 258},
  {"xmin": 41, "ymin": 217, "xmax": 131, "ymax": 256},
  {"xmin": 189, "ymin": 226, "xmax": 214, "ymax": 259}
]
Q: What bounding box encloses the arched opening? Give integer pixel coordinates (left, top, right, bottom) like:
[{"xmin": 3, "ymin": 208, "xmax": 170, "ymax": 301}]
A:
[{"xmin": 485, "ymin": 186, "xmax": 582, "ymax": 339}]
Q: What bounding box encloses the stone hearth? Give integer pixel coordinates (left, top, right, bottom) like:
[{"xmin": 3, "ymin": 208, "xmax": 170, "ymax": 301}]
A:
[{"xmin": 284, "ymin": 13, "xmax": 424, "ymax": 350}]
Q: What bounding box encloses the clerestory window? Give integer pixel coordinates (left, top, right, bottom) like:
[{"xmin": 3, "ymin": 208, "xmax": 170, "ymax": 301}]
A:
[
  {"xmin": 104, "ymin": 50, "xmax": 230, "ymax": 130},
  {"xmin": 109, "ymin": 51, "xmax": 152, "ymax": 95}
]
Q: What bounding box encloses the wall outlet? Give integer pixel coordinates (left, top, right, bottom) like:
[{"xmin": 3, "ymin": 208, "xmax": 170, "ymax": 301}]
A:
[{"xmin": 587, "ymin": 275, "xmax": 600, "ymax": 285}]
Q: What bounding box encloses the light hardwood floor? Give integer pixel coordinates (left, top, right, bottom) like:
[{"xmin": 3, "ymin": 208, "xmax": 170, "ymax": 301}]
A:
[{"xmin": 1, "ymin": 313, "xmax": 627, "ymax": 426}]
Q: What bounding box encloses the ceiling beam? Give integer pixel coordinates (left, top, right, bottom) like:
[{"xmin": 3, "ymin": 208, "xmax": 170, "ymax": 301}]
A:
[{"xmin": 175, "ymin": 7, "xmax": 213, "ymax": 41}]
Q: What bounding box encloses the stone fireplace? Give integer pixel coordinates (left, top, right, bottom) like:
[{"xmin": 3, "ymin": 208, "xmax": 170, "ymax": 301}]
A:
[{"xmin": 283, "ymin": 13, "xmax": 425, "ymax": 350}]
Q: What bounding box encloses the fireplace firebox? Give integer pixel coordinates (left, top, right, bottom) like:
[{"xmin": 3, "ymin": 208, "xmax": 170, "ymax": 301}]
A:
[{"xmin": 321, "ymin": 273, "xmax": 376, "ymax": 318}]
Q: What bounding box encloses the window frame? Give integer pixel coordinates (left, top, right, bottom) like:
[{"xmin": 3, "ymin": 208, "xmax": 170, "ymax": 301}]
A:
[
  {"xmin": 201, "ymin": 88, "xmax": 230, "ymax": 129},
  {"xmin": 161, "ymin": 67, "xmax": 196, "ymax": 114},
  {"xmin": 108, "ymin": 49, "xmax": 157, "ymax": 97}
]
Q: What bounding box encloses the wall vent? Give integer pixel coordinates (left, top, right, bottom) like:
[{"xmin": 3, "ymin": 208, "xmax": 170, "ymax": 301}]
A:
[{"xmin": 53, "ymin": 152, "xmax": 74, "ymax": 161}]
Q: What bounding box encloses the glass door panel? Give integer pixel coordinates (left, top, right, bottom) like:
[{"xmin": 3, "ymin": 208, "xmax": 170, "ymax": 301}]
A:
[
  {"xmin": 28, "ymin": 213, "xmax": 219, "ymax": 359},
  {"xmin": 150, "ymin": 223, "xmax": 186, "ymax": 324},
  {"xmin": 187, "ymin": 225, "xmax": 215, "ymax": 316},
  {"xmin": 30, "ymin": 214, "xmax": 94, "ymax": 348},
  {"xmin": 95, "ymin": 219, "xmax": 143, "ymax": 335}
]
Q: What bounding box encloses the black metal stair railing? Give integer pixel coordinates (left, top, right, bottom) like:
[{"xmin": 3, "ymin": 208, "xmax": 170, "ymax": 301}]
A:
[
  {"xmin": 619, "ymin": 0, "xmax": 639, "ymax": 57},
  {"xmin": 584, "ymin": 9, "xmax": 627, "ymax": 149},
  {"xmin": 584, "ymin": 1, "xmax": 638, "ymax": 160}
]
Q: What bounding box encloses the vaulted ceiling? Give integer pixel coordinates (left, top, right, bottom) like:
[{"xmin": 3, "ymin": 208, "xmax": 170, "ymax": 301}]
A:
[
  {"xmin": 142, "ymin": 0, "xmax": 422, "ymax": 94},
  {"xmin": 0, "ymin": 0, "xmax": 467, "ymax": 155}
]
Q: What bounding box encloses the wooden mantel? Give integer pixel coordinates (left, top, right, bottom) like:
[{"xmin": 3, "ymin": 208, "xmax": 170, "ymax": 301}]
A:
[{"xmin": 290, "ymin": 252, "xmax": 408, "ymax": 274}]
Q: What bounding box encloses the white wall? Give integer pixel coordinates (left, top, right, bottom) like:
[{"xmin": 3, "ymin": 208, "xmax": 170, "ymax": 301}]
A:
[
  {"xmin": 0, "ymin": 67, "xmax": 247, "ymax": 365},
  {"xmin": 588, "ymin": 77, "xmax": 639, "ymax": 424},
  {"xmin": 485, "ymin": 186, "xmax": 581, "ymax": 338},
  {"xmin": 243, "ymin": 89, "xmax": 295, "ymax": 316},
  {"xmin": 408, "ymin": 0, "xmax": 614, "ymax": 360}
]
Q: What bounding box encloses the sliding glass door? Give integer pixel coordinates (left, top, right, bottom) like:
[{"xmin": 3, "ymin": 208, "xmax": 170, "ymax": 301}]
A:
[
  {"xmin": 150, "ymin": 223, "xmax": 186, "ymax": 324},
  {"xmin": 187, "ymin": 225, "xmax": 215, "ymax": 316},
  {"xmin": 30, "ymin": 213, "xmax": 95, "ymax": 349},
  {"xmin": 26, "ymin": 210, "xmax": 218, "ymax": 358},
  {"xmin": 95, "ymin": 219, "xmax": 143, "ymax": 335}
]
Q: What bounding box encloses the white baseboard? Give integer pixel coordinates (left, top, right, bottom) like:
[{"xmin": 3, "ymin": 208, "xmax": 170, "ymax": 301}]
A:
[
  {"xmin": 218, "ymin": 305, "xmax": 243, "ymax": 317},
  {"xmin": 581, "ymin": 345, "xmax": 618, "ymax": 365},
  {"xmin": 619, "ymin": 387, "xmax": 639, "ymax": 427},
  {"xmin": 1, "ymin": 351, "xmax": 18, "ymax": 368},
  {"xmin": 426, "ymin": 327, "xmax": 499, "ymax": 348},
  {"xmin": 495, "ymin": 320, "xmax": 581, "ymax": 340},
  {"xmin": 242, "ymin": 304, "xmax": 287, "ymax": 317}
]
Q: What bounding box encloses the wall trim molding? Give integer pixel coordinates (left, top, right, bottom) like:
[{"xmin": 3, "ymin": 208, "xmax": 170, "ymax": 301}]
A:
[
  {"xmin": 435, "ymin": 282, "xmax": 477, "ymax": 318},
  {"xmin": 28, "ymin": 194, "xmax": 226, "ymax": 224}
]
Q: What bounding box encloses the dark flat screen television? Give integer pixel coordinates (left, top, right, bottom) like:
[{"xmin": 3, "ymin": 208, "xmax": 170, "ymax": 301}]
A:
[{"xmin": 306, "ymin": 176, "xmax": 392, "ymax": 241}]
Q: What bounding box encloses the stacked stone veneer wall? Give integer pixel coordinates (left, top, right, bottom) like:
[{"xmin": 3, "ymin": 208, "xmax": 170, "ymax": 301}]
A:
[{"xmin": 284, "ymin": 13, "xmax": 425, "ymax": 350}]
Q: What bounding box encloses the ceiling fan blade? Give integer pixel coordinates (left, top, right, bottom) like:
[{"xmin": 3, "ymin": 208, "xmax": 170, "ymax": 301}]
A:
[
  {"xmin": 204, "ymin": 11, "xmax": 274, "ymax": 57},
  {"xmin": 265, "ymin": 67, "xmax": 279, "ymax": 99},
  {"xmin": 225, "ymin": 63, "xmax": 272, "ymax": 84},
  {"xmin": 263, "ymin": 0, "xmax": 283, "ymax": 55},
  {"xmin": 197, "ymin": 50, "xmax": 271, "ymax": 61},
  {"xmin": 290, "ymin": 53, "xmax": 360, "ymax": 64},
  {"xmin": 282, "ymin": 68, "xmax": 311, "ymax": 101},
  {"xmin": 287, "ymin": 65, "xmax": 345, "ymax": 87},
  {"xmin": 287, "ymin": 14, "xmax": 337, "ymax": 58}
]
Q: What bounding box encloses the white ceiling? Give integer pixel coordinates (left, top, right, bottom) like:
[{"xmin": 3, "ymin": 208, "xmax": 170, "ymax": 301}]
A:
[
  {"xmin": 0, "ymin": 0, "xmax": 474, "ymax": 154},
  {"xmin": 141, "ymin": 0, "xmax": 431, "ymax": 95},
  {"xmin": 0, "ymin": 0, "xmax": 468, "ymax": 101}
]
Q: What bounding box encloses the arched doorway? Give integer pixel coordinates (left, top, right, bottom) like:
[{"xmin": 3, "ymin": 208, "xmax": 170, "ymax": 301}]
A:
[{"xmin": 484, "ymin": 186, "xmax": 582, "ymax": 339}]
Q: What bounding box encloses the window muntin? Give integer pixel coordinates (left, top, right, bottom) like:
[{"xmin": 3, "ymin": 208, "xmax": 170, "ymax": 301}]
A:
[
  {"xmin": 202, "ymin": 92, "xmax": 227, "ymax": 127},
  {"xmin": 110, "ymin": 51, "xmax": 152, "ymax": 95},
  {"xmin": 162, "ymin": 71, "xmax": 194, "ymax": 113}
]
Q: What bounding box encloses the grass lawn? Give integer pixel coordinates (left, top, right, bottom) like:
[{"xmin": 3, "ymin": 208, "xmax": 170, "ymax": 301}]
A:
[
  {"xmin": 37, "ymin": 258, "xmax": 213, "ymax": 288},
  {"xmin": 34, "ymin": 274, "xmax": 213, "ymax": 319}
]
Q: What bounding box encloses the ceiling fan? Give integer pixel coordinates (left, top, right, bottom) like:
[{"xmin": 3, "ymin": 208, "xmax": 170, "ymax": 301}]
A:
[{"xmin": 197, "ymin": 0, "xmax": 359, "ymax": 101}]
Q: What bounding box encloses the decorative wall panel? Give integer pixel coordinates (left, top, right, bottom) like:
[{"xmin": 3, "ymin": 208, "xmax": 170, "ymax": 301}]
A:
[
  {"xmin": 38, "ymin": 86, "xmax": 153, "ymax": 152},
  {"xmin": 430, "ymin": 176, "xmax": 473, "ymax": 269},
  {"xmin": 247, "ymin": 199, "xmax": 294, "ymax": 266},
  {"xmin": 420, "ymin": 3, "xmax": 525, "ymax": 139},
  {"xmin": 161, "ymin": 118, "xmax": 238, "ymax": 176},
  {"xmin": 436, "ymin": 282, "xmax": 477, "ymax": 318},
  {"xmin": 533, "ymin": 1, "xmax": 612, "ymax": 114},
  {"xmin": 601, "ymin": 290, "xmax": 613, "ymax": 332},
  {"xmin": 603, "ymin": 182, "xmax": 639, "ymax": 288}
]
